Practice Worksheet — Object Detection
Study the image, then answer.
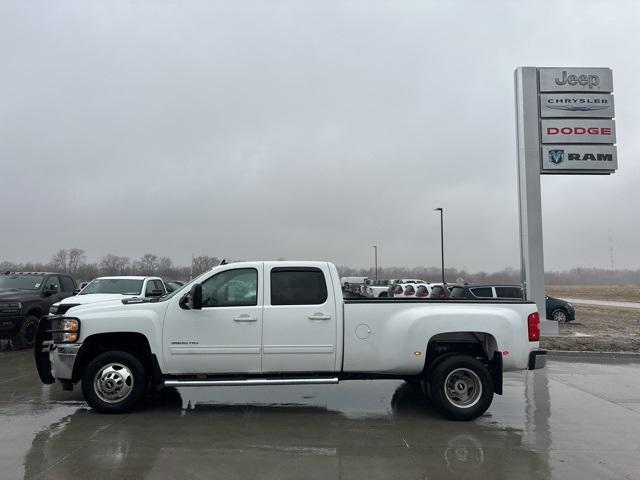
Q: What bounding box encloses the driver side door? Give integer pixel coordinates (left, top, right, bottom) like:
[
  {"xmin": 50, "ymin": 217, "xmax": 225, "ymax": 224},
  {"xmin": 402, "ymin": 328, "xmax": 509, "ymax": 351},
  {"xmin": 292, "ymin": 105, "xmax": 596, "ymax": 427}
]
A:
[{"xmin": 162, "ymin": 264, "xmax": 263, "ymax": 375}]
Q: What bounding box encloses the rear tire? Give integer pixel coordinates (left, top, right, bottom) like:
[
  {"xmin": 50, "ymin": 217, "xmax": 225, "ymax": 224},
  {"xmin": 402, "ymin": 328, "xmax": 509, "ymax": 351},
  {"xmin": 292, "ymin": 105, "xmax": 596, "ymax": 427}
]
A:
[
  {"xmin": 428, "ymin": 355, "xmax": 494, "ymax": 421},
  {"xmin": 82, "ymin": 351, "xmax": 148, "ymax": 413},
  {"xmin": 551, "ymin": 309, "xmax": 568, "ymax": 323},
  {"xmin": 12, "ymin": 314, "xmax": 39, "ymax": 349}
]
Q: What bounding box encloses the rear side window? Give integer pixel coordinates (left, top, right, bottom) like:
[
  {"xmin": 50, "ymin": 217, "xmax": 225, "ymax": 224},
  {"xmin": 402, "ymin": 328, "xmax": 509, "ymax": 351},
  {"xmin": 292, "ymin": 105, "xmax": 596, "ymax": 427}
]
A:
[
  {"xmin": 271, "ymin": 268, "xmax": 327, "ymax": 305},
  {"xmin": 60, "ymin": 276, "xmax": 75, "ymax": 292},
  {"xmin": 154, "ymin": 280, "xmax": 166, "ymax": 293},
  {"xmin": 450, "ymin": 287, "xmax": 466, "ymax": 298},
  {"xmin": 470, "ymin": 287, "xmax": 493, "ymax": 298},
  {"xmin": 495, "ymin": 287, "xmax": 523, "ymax": 299}
]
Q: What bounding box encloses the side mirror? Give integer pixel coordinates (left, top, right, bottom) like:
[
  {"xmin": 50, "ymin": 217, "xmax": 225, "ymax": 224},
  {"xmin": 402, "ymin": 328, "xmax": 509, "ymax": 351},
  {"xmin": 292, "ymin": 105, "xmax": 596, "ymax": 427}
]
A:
[
  {"xmin": 43, "ymin": 285, "xmax": 59, "ymax": 297},
  {"xmin": 148, "ymin": 289, "xmax": 164, "ymax": 297},
  {"xmin": 188, "ymin": 284, "xmax": 202, "ymax": 310},
  {"xmin": 73, "ymin": 289, "xmax": 81, "ymax": 295}
]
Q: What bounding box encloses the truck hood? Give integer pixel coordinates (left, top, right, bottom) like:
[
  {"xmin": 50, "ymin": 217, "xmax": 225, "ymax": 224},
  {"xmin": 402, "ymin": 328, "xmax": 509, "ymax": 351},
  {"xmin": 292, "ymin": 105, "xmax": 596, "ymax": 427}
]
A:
[
  {"xmin": 55, "ymin": 293, "xmax": 141, "ymax": 307},
  {"xmin": 63, "ymin": 297, "xmax": 166, "ymax": 317},
  {"xmin": 0, "ymin": 289, "xmax": 41, "ymax": 302}
]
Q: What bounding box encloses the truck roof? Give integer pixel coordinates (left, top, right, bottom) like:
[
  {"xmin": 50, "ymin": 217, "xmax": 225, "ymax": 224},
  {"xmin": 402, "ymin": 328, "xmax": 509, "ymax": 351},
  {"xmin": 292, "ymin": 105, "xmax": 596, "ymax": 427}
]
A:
[{"xmin": 95, "ymin": 276, "xmax": 160, "ymax": 280}]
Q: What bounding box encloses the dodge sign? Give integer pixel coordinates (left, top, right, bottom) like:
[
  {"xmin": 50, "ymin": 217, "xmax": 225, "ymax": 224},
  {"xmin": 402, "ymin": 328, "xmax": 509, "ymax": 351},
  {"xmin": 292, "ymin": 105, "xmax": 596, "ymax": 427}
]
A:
[{"xmin": 540, "ymin": 119, "xmax": 616, "ymax": 144}]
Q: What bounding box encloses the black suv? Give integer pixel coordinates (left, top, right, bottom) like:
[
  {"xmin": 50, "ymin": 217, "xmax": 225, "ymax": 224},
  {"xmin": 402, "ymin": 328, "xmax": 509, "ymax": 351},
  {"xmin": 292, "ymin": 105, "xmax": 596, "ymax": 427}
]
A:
[
  {"xmin": 0, "ymin": 272, "xmax": 76, "ymax": 348},
  {"xmin": 447, "ymin": 284, "xmax": 575, "ymax": 322}
]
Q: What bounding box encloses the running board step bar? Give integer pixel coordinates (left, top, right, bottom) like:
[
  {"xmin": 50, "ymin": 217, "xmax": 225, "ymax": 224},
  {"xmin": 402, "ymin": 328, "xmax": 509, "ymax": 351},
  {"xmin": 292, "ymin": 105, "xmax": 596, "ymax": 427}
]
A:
[{"xmin": 164, "ymin": 377, "xmax": 339, "ymax": 387}]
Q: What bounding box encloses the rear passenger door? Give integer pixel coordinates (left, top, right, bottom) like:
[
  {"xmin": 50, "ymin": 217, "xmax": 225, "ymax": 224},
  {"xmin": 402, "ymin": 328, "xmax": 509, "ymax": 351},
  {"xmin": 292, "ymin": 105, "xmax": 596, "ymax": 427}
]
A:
[{"xmin": 262, "ymin": 264, "xmax": 337, "ymax": 373}]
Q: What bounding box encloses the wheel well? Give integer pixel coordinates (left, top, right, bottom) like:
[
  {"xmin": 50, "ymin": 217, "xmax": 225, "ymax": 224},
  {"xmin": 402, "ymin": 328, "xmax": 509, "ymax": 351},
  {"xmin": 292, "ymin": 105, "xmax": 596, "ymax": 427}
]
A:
[
  {"xmin": 423, "ymin": 331, "xmax": 502, "ymax": 395},
  {"xmin": 72, "ymin": 332, "xmax": 153, "ymax": 383},
  {"xmin": 25, "ymin": 308, "xmax": 43, "ymax": 318}
]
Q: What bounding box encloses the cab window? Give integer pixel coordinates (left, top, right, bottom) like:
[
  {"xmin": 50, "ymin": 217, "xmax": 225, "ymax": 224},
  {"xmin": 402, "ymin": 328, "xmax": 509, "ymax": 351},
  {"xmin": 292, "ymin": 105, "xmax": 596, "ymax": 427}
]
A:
[{"xmin": 201, "ymin": 269, "xmax": 258, "ymax": 307}]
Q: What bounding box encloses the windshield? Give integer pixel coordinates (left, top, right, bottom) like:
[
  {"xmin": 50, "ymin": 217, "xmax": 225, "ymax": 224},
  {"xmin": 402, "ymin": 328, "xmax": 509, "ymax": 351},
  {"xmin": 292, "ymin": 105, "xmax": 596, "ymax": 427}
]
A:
[
  {"xmin": 0, "ymin": 275, "xmax": 45, "ymax": 290},
  {"xmin": 80, "ymin": 278, "xmax": 144, "ymax": 295}
]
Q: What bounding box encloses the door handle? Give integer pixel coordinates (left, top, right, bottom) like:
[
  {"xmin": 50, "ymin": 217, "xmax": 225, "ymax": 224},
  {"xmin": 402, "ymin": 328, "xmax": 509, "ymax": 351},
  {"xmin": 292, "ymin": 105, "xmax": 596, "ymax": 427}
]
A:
[
  {"xmin": 233, "ymin": 315, "xmax": 257, "ymax": 322},
  {"xmin": 308, "ymin": 313, "xmax": 331, "ymax": 321}
]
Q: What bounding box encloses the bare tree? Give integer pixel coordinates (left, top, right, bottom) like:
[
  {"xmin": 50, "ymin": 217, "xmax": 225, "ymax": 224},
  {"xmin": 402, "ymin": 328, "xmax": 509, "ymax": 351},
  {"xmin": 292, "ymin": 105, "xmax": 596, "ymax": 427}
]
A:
[
  {"xmin": 135, "ymin": 253, "xmax": 159, "ymax": 275},
  {"xmin": 0, "ymin": 261, "xmax": 17, "ymax": 272},
  {"xmin": 68, "ymin": 248, "xmax": 86, "ymax": 273},
  {"xmin": 191, "ymin": 255, "xmax": 220, "ymax": 276},
  {"xmin": 100, "ymin": 255, "xmax": 131, "ymax": 276},
  {"xmin": 157, "ymin": 256, "xmax": 174, "ymax": 278},
  {"xmin": 51, "ymin": 249, "xmax": 69, "ymax": 272}
]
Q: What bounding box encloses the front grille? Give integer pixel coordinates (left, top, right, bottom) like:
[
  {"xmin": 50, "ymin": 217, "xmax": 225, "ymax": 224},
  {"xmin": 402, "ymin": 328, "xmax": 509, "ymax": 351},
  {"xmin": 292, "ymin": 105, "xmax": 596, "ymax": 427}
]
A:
[{"xmin": 57, "ymin": 304, "xmax": 80, "ymax": 315}]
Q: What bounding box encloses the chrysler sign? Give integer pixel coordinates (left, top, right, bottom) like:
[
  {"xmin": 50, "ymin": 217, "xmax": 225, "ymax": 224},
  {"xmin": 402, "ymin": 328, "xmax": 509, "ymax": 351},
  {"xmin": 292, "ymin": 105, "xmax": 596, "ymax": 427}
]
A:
[{"xmin": 539, "ymin": 93, "xmax": 614, "ymax": 118}]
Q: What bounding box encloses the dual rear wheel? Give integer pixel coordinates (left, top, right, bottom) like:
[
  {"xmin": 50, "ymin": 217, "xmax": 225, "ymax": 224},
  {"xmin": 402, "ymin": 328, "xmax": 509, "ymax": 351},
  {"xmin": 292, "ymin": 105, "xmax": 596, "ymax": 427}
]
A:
[{"xmin": 421, "ymin": 355, "xmax": 495, "ymax": 421}]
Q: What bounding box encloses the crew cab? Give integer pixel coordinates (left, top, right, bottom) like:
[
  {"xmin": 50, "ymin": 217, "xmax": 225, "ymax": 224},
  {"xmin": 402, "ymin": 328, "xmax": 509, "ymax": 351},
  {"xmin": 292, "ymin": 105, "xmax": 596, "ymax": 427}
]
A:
[
  {"xmin": 49, "ymin": 276, "xmax": 167, "ymax": 315},
  {"xmin": 36, "ymin": 261, "xmax": 546, "ymax": 421}
]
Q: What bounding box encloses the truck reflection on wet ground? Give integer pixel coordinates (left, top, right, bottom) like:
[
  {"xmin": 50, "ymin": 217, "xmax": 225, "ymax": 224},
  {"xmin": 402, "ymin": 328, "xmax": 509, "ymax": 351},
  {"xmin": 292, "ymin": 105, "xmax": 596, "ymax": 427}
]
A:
[{"xmin": 2, "ymin": 349, "xmax": 639, "ymax": 479}]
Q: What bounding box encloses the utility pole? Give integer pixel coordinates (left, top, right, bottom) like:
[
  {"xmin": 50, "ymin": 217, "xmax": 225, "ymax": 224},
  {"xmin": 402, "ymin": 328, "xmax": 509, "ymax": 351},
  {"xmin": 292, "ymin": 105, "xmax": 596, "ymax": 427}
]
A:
[
  {"xmin": 434, "ymin": 208, "xmax": 445, "ymax": 284},
  {"xmin": 372, "ymin": 245, "xmax": 378, "ymax": 282},
  {"xmin": 190, "ymin": 253, "xmax": 194, "ymax": 280}
]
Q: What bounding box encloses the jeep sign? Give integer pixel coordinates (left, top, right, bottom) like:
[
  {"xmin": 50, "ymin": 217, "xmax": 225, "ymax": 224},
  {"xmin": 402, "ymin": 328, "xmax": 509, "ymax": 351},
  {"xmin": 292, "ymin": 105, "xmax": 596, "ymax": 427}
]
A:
[
  {"xmin": 538, "ymin": 68, "xmax": 613, "ymax": 93},
  {"xmin": 541, "ymin": 145, "xmax": 617, "ymax": 172}
]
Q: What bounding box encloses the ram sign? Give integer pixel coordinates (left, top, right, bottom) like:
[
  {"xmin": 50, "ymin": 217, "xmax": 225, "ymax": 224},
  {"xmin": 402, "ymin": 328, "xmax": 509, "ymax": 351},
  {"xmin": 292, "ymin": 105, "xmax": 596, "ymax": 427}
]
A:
[{"xmin": 541, "ymin": 145, "xmax": 618, "ymax": 172}]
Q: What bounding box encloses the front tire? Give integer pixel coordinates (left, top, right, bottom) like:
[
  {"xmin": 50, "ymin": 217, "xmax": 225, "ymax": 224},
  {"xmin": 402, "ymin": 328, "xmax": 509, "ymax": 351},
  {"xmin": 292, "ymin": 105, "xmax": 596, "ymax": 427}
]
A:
[
  {"xmin": 13, "ymin": 314, "xmax": 39, "ymax": 349},
  {"xmin": 82, "ymin": 351, "xmax": 148, "ymax": 413},
  {"xmin": 428, "ymin": 355, "xmax": 494, "ymax": 421}
]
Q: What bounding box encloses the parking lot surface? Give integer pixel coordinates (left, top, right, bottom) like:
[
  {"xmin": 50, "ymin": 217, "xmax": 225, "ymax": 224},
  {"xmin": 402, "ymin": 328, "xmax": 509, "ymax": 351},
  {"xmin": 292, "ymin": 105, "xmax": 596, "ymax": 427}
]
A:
[{"xmin": 1, "ymin": 349, "xmax": 639, "ymax": 480}]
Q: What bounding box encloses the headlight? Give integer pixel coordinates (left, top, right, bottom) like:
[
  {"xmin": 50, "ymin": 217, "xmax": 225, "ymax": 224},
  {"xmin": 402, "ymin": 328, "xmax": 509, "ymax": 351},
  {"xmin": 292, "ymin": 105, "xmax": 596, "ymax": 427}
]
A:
[
  {"xmin": 52, "ymin": 317, "xmax": 80, "ymax": 343},
  {"xmin": 0, "ymin": 302, "xmax": 22, "ymax": 313}
]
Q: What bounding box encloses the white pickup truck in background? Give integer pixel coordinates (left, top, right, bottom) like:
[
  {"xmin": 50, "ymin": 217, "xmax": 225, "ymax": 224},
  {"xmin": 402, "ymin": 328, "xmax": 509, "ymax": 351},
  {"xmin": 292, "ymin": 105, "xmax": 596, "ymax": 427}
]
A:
[
  {"xmin": 49, "ymin": 276, "xmax": 167, "ymax": 315},
  {"xmin": 36, "ymin": 261, "xmax": 546, "ymax": 421}
]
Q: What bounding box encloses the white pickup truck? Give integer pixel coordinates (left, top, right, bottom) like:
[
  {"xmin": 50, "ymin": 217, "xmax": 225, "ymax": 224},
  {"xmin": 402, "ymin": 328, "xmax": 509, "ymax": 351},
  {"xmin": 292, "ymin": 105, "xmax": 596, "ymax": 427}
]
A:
[{"xmin": 35, "ymin": 261, "xmax": 546, "ymax": 421}]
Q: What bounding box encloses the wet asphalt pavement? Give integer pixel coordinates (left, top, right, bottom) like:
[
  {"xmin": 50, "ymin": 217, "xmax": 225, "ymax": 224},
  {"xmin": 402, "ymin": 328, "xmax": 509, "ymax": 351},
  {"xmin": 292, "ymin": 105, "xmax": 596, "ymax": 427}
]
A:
[{"xmin": 1, "ymin": 349, "xmax": 639, "ymax": 480}]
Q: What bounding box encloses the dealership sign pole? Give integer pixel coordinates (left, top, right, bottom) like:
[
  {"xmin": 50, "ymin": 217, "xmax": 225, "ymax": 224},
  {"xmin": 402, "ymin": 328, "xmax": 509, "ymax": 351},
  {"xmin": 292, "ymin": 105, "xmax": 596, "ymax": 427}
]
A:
[{"xmin": 515, "ymin": 67, "xmax": 616, "ymax": 335}]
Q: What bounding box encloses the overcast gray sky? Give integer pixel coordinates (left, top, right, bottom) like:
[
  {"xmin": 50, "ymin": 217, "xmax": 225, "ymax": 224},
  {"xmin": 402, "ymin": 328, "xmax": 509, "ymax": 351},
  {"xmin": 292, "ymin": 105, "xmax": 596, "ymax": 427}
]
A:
[{"xmin": 1, "ymin": 0, "xmax": 639, "ymax": 272}]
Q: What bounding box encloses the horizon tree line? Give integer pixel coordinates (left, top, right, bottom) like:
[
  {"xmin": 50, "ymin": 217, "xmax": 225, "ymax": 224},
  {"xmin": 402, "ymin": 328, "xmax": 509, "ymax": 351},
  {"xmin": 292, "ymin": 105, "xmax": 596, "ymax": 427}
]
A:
[{"xmin": 1, "ymin": 249, "xmax": 639, "ymax": 285}]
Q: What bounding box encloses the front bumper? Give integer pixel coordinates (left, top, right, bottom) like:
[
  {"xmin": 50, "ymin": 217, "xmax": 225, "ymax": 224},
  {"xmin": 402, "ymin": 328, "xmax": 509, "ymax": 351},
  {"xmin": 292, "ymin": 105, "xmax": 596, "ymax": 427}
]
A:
[
  {"xmin": 50, "ymin": 343, "xmax": 82, "ymax": 381},
  {"xmin": 528, "ymin": 350, "xmax": 547, "ymax": 370},
  {"xmin": 0, "ymin": 315, "xmax": 23, "ymax": 336}
]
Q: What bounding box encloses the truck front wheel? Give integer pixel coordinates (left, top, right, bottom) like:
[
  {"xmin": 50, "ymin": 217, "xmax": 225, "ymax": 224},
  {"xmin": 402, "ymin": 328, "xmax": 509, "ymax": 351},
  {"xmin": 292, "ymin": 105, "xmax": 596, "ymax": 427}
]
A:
[
  {"xmin": 428, "ymin": 355, "xmax": 493, "ymax": 421},
  {"xmin": 81, "ymin": 351, "xmax": 147, "ymax": 413}
]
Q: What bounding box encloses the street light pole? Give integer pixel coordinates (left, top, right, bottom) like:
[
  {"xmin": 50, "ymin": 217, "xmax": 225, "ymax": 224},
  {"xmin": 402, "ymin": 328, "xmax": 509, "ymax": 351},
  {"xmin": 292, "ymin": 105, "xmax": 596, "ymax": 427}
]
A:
[
  {"xmin": 434, "ymin": 208, "xmax": 445, "ymax": 284},
  {"xmin": 372, "ymin": 245, "xmax": 378, "ymax": 282}
]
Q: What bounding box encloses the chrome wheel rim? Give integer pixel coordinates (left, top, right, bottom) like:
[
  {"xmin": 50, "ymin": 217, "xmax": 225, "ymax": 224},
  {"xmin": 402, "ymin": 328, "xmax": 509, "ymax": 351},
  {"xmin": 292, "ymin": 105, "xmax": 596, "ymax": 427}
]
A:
[
  {"xmin": 444, "ymin": 368, "xmax": 482, "ymax": 409},
  {"xmin": 93, "ymin": 363, "xmax": 134, "ymax": 404},
  {"xmin": 553, "ymin": 310, "xmax": 567, "ymax": 322}
]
